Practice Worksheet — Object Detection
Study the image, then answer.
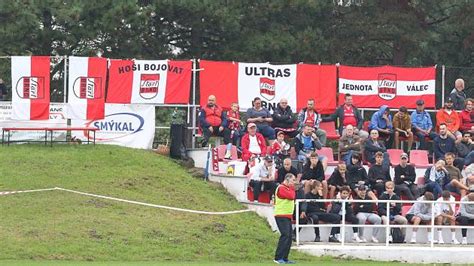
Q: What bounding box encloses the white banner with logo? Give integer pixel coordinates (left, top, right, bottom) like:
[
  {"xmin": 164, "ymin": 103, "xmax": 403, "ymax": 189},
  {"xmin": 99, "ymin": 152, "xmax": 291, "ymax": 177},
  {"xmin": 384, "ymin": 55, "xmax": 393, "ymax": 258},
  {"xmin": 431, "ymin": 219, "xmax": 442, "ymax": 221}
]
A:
[
  {"xmin": 71, "ymin": 104, "xmax": 155, "ymax": 149},
  {"xmin": 0, "ymin": 102, "xmax": 67, "ymax": 141}
]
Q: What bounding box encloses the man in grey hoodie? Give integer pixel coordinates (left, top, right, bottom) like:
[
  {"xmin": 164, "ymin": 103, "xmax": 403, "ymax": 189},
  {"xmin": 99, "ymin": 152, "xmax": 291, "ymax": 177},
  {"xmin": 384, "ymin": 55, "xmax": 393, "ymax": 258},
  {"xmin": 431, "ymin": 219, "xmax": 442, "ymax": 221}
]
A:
[
  {"xmin": 406, "ymin": 191, "xmax": 435, "ymax": 243},
  {"xmin": 456, "ymin": 190, "xmax": 474, "ymax": 245}
]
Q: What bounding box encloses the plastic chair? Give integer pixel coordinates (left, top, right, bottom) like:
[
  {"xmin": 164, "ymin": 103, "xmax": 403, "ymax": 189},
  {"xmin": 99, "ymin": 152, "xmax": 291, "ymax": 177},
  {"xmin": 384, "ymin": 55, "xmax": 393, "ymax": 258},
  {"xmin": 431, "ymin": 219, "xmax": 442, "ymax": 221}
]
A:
[
  {"xmin": 318, "ymin": 147, "xmax": 339, "ymax": 166},
  {"xmin": 387, "ymin": 149, "xmax": 403, "ymax": 166},
  {"xmin": 216, "ymin": 145, "xmax": 239, "ymax": 161},
  {"xmin": 319, "ymin": 121, "xmax": 339, "ymax": 140},
  {"xmin": 409, "ymin": 150, "xmax": 430, "ymax": 168}
]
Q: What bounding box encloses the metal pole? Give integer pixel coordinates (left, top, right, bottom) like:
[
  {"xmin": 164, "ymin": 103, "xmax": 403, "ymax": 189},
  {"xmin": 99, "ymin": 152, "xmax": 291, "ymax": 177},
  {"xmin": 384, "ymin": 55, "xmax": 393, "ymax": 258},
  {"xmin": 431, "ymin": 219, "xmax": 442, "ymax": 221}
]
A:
[
  {"xmin": 430, "ymin": 201, "xmax": 435, "ymax": 248},
  {"xmin": 296, "ymin": 199, "xmax": 300, "ymax": 246},
  {"xmin": 341, "ymin": 200, "xmax": 346, "ymax": 246},
  {"xmin": 441, "ymin": 65, "xmax": 446, "ymax": 107},
  {"xmin": 385, "ymin": 201, "xmax": 390, "ymax": 247},
  {"xmin": 63, "ymin": 56, "xmax": 67, "ymax": 103},
  {"xmin": 191, "ymin": 59, "xmax": 197, "ymax": 149}
]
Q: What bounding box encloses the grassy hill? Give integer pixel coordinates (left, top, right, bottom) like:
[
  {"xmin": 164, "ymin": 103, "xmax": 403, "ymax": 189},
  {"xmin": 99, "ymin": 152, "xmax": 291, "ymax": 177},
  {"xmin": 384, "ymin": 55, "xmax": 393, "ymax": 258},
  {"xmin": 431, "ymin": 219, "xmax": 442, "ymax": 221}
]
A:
[{"xmin": 0, "ymin": 145, "xmax": 406, "ymax": 265}]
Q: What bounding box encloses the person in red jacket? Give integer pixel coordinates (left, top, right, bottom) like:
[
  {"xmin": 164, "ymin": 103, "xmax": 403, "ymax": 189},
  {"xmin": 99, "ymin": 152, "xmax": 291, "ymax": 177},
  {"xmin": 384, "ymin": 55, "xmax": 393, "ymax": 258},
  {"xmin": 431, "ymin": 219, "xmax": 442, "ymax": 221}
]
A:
[
  {"xmin": 241, "ymin": 123, "xmax": 267, "ymax": 161},
  {"xmin": 199, "ymin": 95, "xmax": 231, "ymax": 147},
  {"xmin": 459, "ymin": 98, "xmax": 474, "ymax": 134}
]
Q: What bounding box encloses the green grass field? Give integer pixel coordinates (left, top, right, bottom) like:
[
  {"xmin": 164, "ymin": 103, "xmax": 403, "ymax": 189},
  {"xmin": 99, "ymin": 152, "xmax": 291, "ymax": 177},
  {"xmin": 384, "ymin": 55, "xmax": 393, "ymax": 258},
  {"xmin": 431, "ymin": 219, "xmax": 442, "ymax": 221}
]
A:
[{"xmin": 0, "ymin": 145, "xmax": 411, "ymax": 265}]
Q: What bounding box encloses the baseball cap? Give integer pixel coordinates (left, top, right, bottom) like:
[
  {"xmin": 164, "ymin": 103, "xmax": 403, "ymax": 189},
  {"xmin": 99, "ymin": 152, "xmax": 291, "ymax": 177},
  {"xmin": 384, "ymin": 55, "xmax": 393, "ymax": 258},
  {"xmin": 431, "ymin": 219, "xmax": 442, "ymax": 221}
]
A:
[
  {"xmin": 264, "ymin": 155, "xmax": 273, "ymax": 162},
  {"xmin": 247, "ymin": 123, "xmax": 256, "ymax": 128},
  {"xmin": 446, "ymin": 97, "xmax": 453, "ymax": 103},
  {"xmin": 400, "ymin": 153, "xmax": 408, "ymax": 159},
  {"xmin": 416, "ymin": 99, "xmax": 424, "ymax": 105}
]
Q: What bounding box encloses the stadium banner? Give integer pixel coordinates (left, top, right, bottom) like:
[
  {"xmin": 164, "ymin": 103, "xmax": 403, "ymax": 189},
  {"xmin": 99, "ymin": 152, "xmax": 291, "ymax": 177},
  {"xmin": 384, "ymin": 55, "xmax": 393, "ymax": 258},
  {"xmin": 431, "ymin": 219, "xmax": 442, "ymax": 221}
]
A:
[
  {"xmin": 0, "ymin": 102, "xmax": 67, "ymax": 141},
  {"xmin": 67, "ymin": 56, "xmax": 107, "ymax": 120},
  {"xmin": 11, "ymin": 56, "xmax": 51, "ymax": 120},
  {"xmin": 71, "ymin": 104, "xmax": 155, "ymax": 149},
  {"xmin": 199, "ymin": 60, "xmax": 337, "ymax": 114},
  {"xmin": 338, "ymin": 65, "xmax": 436, "ymax": 108},
  {"xmin": 106, "ymin": 60, "xmax": 191, "ymax": 104}
]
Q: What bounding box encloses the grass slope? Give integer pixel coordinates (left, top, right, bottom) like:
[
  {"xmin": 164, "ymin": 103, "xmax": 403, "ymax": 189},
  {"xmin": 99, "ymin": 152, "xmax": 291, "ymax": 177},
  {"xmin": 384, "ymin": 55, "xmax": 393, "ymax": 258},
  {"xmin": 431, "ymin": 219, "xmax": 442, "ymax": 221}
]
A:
[{"xmin": 0, "ymin": 145, "xmax": 406, "ymax": 265}]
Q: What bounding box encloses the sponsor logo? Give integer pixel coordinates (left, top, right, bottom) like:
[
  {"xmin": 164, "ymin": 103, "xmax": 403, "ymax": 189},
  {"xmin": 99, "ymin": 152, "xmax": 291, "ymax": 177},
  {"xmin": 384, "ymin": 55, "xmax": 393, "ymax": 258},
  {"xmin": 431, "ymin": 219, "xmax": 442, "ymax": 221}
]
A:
[
  {"xmin": 73, "ymin": 77, "xmax": 102, "ymax": 99},
  {"xmin": 85, "ymin": 112, "xmax": 144, "ymax": 141},
  {"xmin": 15, "ymin": 76, "xmax": 45, "ymax": 99},
  {"xmin": 259, "ymin": 77, "xmax": 275, "ymax": 101},
  {"xmin": 139, "ymin": 74, "xmax": 159, "ymax": 99},
  {"xmin": 378, "ymin": 73, "xmax": 397, "ymax": 100}
]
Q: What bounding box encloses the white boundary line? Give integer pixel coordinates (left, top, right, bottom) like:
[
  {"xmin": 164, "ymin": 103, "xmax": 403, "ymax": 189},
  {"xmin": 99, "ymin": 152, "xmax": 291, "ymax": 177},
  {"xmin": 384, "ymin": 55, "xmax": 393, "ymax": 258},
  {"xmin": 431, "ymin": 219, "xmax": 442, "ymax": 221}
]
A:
[{"xmin": 0, "ymin": 187, "xmax": 252, "ymax": 215}]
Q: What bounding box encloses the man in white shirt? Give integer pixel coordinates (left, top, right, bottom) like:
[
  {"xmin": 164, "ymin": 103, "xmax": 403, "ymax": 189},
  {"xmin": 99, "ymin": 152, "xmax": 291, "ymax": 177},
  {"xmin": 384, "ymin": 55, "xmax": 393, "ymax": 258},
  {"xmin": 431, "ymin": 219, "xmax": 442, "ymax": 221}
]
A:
[
  {"xmin": 434, "ymin": 190, "xmax": 459, "ymax": 244},
  {"xmin": 249, "ymin": 156, "xmax": 278, "ymax": 203}
]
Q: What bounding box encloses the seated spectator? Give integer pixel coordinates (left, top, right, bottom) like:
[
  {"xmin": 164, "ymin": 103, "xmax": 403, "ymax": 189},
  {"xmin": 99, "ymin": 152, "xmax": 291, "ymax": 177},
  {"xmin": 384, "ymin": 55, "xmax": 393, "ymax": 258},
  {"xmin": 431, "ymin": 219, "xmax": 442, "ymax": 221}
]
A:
[
  {"xmin": 368, "ymin": 152, "xmax": 391, "ymax": 196},
  {"xmin": 364, "ymin": 129, "xmax": 390, "ymax": 170},
  {"xmin": 301, "ymin": 152, "xmax": 327, "ymax": 197},
  {"xmin": 199, "ymin": 95, "xmax": 232, "ymax": 148},
  {"xmin": 272, "ymin": 98, "xmax": 297, "ymax": 138},
  {"xmin": 462, "ymin": 163, "xmax": 474, "ymax": 189},
  {"xmin": 450, "ymin": 78, "xmax": 466, "ymax": 111},
  {"xmin": 436, "ymin": 97, "xmax": 462, "ymax": 140},
  {"xmin": 322, "ymin": 93, "xmax": 368, "ymax": 139},
  {"xmin": 297, "ymin": 99, "xmax": 327, "ymax": 145},
  {"xmin": 445, "ymin": 152, "xmax": 469, "ymax": 197},
  {"xmin": 292, "ymin": 178, "xmax": 309, "ymax": 241},
  {"xmin": 353, "ymin": 185, "xmax": 382, "ymax": 243},
  {"xmin": 226, "ymin": 102, "xmax": 243, "ymax": 149},
  {"xmin": 379, "ymin": 181, "xmax": 408, "ymax": 241},
  {"xmin": 393, "ymin": 106, "xmax": 414, "ymax": 151},
  {"xmin": 459, "ymin": 98, "xmax": 474, "ymax": 134},
  {"xmin": 301, "ymin": 180, "xmax": 341, "ymax": 242},
  {"xmin": 456, "ymin": 190, "xmax": 474, "ymax": 245},
  {"xmin": 369, "ymin": 105, "xmax": 394, "ymax": 148},
  {"xmin": 346, "ymin": 152, "xmax": 377, "ymax": 200},
  {"xmin": 295, "ymin": 125, "xmax": 323, "ymax": 162},
  {"xmin": 457, "ymin": 131, "xmax": 474, "ymax": 166},
  {"xmin": 277, "ymin": 158, "xmax": 300, "ymax": 184},
  {"xmin": 329, "ymin": 185, "xmax": 364, "ymax": 242},
  {"xmin": 246, "ymin": 97, "xmax": 275, "ymax": 143},
  {"xmin": 394, "ymin": 153, "xmax": 418, "ymax": 200},
  {"xmin": 241, "ymin": 123, "xmax": 267, "ymax": 161},
  {"xmin": 249, "ymin": 156, "xmax": 277, "ymax": 202},
  {"xmin": 270, "ymin": 131, "xmax": 290, "ymax": 163},
  {"xmin": 406, "ymin": 191, "xmax": 435, "ymax": 243},
  {"xmin": 328, "ymin": 163, "xmax": 349, "ymax": 199},
  {"xmin": 434, "ymin": 190, "xmax": 459, "ymax": 244},
  {"xmin": 411, "ymin": 99, "xmax": 437, "ymax": 150},
  {"xmin": 425, "ymin": 160, "xmax": 451, "ymax": 199},
  {"xmin": 434, "ymin": 123, "xmax": 457, "ymax": 161},
  {"xmin": 339, "ymin": 125, "xmax": 362, "ymax": 165}
]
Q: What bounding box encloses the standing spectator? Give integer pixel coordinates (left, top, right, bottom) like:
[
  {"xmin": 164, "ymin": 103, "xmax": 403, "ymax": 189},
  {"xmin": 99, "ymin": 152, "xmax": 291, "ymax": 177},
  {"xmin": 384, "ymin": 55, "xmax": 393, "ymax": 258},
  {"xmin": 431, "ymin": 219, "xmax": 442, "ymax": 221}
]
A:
[
  {"xmin": 411, "ymin": 99, "xmax": 437, "ymax": 150},
  {"xmin": 445, "ymin": 152, "xmax": 469, "ymax": 197},
  {"xmin": 199, "ymin": 95, "xmax": 232, "ymax": 148},
  {"xmin": 301, "ymin": 152, "xmax": 327, "ymax": 197},
  {"xmin": 328, "ymin": 163, "xmax": 349, "ymax": 199},
  {"xmin": 406, "ymin": 192, "xmax": 435, "ymax": 243},
  {"xmin": 457, "ymin": 131, "xmax": 474, "ymax": 166},
  {"xmin": 241, "ymin": 123, "xmax": 267, "ymax": 161},
  {"xmin": 424, "ymin": 160, "xmax": 450, "ymax": 199},
  {"xmin": 436, "ymin": 97, "xmax": 461, "ymax": 140},
  {"xmin": 273, "ymin": 173, "xmax": 297, "ymax": 264},
  {"xmin": 272, "ymin": 98, "xmax": 297, "ymax": 138},
  {"xmin": 369, "ymin": 105, "xmax": 394, "ymax": 148},
  {"xmin": 295, "ymin": 125, "xmax": 323, "ymax": 162},
  {"xmin": 226, "ymin": 102, "xmax": 243, "ymax": 148},
  {"xmin": 322, "ymin": 93, "xmax": 368, "ymax": 139},
  {"xmin": 449, "ymin": 78, "xmax": 466, "ymax": 111},
  {"xmin": 379, "ymin": 181, "xmax": 408, "ymax": 241},
  {"xmin": 277, "ymin": 158, "xmax": 300, "ymax": 184},
  {"xmin": 0, "ymin": 79, "xmax": 6, "ymax": 100},
  {"xmin": 393, "ymin": 106, "xmax": 414, "ymax": 151},
  {"xmin": 434, "ymin": 123, "xmax": 457, "ymax": 161},
  {"xmin": 249, "ymin": 156, "xmax": 277, "ymax": 202},
  {"xmin": 394, "ymin": 153, "xmax": 418, "ymax": 200},
  {"xmin": 456, "ymin": 191, "xmax": 474, "ymax": 245},
  {"xmin": 246, "ymin": 97, "xmax": 275, "ymax": 143},
  {"xmin": 353, "ymin": 185, "xmax": 382, "ymax": 243},
  {"xmin": 368, "ymin": 152, "xmax": 391, "ymax": 196},
  {"xmin": 434, "ymin": 190, "xmax": 459, "ymax": 244},
  {"xmin": 329, "ymin": 185, "xmax": 364, "ymax": 242},
  {"xmin": 339, "ymin": 125, "xmax": 362, "ymax": 165},
  {"xmin": 297, "ymin": 99, "xmax": 327, "ymax": 145},
  {"xmin": 459, "ymin": 98, "xmax": 474, "ymax": 134},
  {"xmin": 364, "ymin": 129, "xmax": 390, "ymax": 170}
]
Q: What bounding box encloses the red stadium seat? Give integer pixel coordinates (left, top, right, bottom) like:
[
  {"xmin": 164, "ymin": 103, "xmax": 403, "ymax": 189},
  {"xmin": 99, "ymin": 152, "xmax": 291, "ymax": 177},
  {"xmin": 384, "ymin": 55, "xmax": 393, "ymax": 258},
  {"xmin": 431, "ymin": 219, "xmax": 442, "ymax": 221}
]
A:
[
  {"xmin": 319, "ymin": 121, "xmax": 339, "ymax": 140},
  {"xmin": 318, "ymin": 147, "xmax": 339, "ymax": 166},
  {"xmin": 387, "ymin": 149, "xmax": 403, "ymax": 166},
  {"xmin": 402, "ymin": 204, "xmax": 412, "ymax": 217},
  {"xmin": 409, "ymin": 150, "xmax": 430, "ymax": 168},
  {"xmin": 216, "ymin": 145, "xmax": 239, "ymax": 161}
]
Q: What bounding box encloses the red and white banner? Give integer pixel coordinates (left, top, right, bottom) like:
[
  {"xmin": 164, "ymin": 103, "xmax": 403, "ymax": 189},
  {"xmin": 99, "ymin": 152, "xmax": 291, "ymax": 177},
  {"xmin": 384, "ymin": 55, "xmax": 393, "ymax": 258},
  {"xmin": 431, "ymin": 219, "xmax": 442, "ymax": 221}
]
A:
[
  {"xmin": 106, "ymin": 60, "xmax": 191, "ymax": 104},
  {"xmin": 199, "ymin": 60, "xmax": 336, "ymax": 114},
  {"xmin": 11, "ymin": 56, "xmax": 50, "ymax": 120},
  {"xmin": 67, "ymin": 56, "xmax": 107, "ymax": 120},
  {"xmin": 338, "ymin": 65, "xmax": 436, "ymax": 108}
]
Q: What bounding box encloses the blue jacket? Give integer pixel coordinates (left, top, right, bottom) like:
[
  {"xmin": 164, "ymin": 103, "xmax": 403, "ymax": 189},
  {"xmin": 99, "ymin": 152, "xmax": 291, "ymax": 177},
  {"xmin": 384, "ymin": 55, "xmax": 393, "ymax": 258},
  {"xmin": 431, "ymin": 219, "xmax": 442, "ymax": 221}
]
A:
[
  {"xmin": 410, "ymin": 110, "xmax": 433, "ymax": 131},
  {"xmin": 369, "ymin": 105, "xmax": 392, "ymax": 131}
]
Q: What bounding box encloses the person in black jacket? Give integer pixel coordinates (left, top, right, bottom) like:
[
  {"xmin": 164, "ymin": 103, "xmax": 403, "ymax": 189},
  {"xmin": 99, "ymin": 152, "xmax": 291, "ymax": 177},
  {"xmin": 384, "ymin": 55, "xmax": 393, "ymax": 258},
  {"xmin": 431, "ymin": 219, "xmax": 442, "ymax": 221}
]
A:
[
  {"xmin": 272, "ymin": 98, "xmax": 297, "ymax": 138},
  {"xmin": 329, "ymin": 186, "xmax": 364, "ymax": 242},
  {"xmin": 367, "ymin": 152, "xmax": 391, "ymax": 196},
  {"xmin": 346, "ymin": 153, "xmax": 377, "ymax": 200},
  {"xmin": 393, "ymin": 153, "xmax": 418, "ymax": 200},
  {"xmin": 301, "ymin": 153, "xmax": 327, "ymax": 197},
  {"xmin": 328, "ymin": 163, "xmax": 349, "ymax": 199},
  {"xmin": 277, "ymin": 158, "xmax": 300, "ymax": 184},
  {"xmin": 378, "ymin": 181, "xmax": 408, "ymax": 240},
  {"xmin": 364, "ymin": 129, "xmax": 390, "ymax": 170},
  {"xmin": 302, "ymin": 180, "xmax": 340, "ymax": 242},
  {"xmin": 353, "ymin": 185, "xmax": 381, "ymax": 243}
]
